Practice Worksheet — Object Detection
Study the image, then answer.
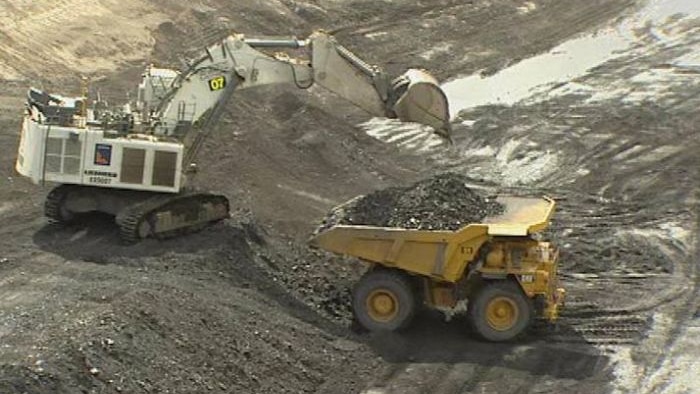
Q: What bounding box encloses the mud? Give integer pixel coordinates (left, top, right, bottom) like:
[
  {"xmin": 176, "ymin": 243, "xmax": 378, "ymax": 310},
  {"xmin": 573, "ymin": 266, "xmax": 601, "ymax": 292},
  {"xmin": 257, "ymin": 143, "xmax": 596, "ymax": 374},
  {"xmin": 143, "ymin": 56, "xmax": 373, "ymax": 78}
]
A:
[
  {"xmin": 321, "ymin": 173, "xmax": 503, "ymax": 230},
  {"xmin": 2, "ymin": 0, "xmax": 698, "ymax": 393}
]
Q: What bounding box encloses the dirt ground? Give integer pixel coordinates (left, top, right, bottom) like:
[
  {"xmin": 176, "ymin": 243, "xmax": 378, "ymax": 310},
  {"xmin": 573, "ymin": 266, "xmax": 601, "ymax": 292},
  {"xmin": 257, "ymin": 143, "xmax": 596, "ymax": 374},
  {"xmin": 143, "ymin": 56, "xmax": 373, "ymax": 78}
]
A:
[{"xmin": 1, "ymin": 0, "xmax": 698, "ymax": 393}]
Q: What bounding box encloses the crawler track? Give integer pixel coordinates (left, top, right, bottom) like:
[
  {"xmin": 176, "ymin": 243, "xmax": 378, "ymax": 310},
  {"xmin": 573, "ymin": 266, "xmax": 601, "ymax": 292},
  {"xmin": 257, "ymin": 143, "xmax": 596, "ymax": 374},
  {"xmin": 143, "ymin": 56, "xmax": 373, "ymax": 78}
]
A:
[
  {"xmin": 116, "ymin": 192, "xmax": 229, "ymax": 244},
  {"xmin": 44, "ymin": 184, "xmax": 75, "ymax": 223}
]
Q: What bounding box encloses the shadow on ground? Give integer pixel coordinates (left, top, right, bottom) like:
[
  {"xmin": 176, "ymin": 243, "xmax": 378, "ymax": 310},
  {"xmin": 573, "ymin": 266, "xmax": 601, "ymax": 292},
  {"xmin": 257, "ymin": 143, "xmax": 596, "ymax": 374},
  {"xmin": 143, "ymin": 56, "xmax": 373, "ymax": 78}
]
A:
[{"xmin": 364, "ymin": 310, "xmax": 611, "ymax": 381}]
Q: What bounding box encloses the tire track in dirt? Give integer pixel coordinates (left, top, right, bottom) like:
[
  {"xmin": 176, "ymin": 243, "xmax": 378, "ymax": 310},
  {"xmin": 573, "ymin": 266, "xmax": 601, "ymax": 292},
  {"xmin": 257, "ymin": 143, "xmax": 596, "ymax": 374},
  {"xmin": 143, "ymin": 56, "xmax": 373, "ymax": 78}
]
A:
[{"xmin": 628, "ymin": 181, "xmax": 699, "ymax": 393}]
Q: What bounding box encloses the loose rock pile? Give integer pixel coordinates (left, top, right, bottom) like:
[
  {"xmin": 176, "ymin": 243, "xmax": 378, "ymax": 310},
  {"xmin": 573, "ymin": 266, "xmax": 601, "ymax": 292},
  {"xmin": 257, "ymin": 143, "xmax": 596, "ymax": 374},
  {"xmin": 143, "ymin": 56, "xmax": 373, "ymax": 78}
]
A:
[{"xmin": 319, "ymin": 173, "xmax": 504, "ymax": 231}]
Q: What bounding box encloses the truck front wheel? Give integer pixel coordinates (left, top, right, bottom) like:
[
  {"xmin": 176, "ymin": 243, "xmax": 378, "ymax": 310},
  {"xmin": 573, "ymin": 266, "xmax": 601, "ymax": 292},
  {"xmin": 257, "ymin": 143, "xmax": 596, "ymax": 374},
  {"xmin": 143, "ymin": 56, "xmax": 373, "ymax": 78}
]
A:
[
  {"xmin": 353, "ymin": 269, "xmax": 417, "ymax": 332},
  {"xmin": 468, "ymin": 280, "xmax": 533, "ymax": 341}
]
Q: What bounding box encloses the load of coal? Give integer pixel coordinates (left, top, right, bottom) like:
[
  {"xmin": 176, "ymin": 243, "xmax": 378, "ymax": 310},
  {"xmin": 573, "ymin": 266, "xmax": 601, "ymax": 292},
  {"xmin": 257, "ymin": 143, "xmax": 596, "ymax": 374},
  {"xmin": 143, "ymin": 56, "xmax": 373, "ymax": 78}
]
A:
[{"xmin": 319, "ymin": 173, "xmax": 504, "ymax": 231}]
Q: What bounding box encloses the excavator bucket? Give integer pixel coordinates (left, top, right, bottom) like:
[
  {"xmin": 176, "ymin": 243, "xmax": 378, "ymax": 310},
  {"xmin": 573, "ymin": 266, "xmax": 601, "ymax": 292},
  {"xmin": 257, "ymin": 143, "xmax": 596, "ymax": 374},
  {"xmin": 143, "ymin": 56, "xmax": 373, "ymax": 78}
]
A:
[{"xmin": 392, "ymin": 69, "xmax": 452, "ymax": 138}]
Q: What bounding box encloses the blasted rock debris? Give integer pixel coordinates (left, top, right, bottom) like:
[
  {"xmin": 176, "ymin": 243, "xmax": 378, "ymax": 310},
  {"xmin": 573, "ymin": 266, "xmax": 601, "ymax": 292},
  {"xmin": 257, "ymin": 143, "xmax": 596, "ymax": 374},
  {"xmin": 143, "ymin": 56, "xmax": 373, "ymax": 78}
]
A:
[{"xmin": 321, "ymin": 173, "xmax": 504, "ymax": 231}]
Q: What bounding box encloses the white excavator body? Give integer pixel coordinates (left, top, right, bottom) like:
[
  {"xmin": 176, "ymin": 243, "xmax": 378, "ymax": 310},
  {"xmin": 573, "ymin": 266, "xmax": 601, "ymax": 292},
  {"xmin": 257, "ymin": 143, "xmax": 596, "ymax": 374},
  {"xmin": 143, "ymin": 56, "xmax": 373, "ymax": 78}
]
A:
[{"xmin": 16, "ymin": 107, "xmax": 184, "ymax": 193}]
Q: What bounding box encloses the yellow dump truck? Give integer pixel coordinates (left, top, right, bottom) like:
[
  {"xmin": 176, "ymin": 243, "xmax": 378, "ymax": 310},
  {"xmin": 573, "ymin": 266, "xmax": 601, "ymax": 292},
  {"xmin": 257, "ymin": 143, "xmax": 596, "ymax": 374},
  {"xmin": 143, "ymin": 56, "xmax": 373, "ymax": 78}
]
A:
[{"xmin": 310, "ymin": 196, "xmax": 565, "ymax": 342}]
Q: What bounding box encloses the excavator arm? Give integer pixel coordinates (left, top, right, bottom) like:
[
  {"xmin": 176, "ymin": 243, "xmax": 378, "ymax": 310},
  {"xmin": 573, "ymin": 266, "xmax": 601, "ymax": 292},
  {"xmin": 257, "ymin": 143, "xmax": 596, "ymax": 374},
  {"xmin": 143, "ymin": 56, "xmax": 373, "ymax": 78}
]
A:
[
  {"xmin": 308, "ymin": 32, "xmax": 450, "ymax": 136},
  {"xmin": 139, "ymin": 31, "xmax": 451, "ymax": 139}
]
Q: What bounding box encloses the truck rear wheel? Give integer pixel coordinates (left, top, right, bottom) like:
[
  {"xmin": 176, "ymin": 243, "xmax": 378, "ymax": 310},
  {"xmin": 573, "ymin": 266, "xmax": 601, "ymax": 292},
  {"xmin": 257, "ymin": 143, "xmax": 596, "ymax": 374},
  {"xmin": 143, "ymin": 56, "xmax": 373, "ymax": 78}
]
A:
[
  {"xmin": 468, "ymin": 280, "xmax": 532, "ymax": 342},
  {"xmin": 353, "ymin": 269, "xmax": 417, "ymax": 332}
]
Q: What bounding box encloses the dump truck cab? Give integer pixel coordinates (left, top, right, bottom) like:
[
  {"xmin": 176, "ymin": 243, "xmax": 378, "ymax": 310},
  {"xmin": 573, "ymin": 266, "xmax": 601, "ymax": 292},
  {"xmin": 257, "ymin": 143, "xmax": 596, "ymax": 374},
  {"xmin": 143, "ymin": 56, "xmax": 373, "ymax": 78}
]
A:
[{"xmin": 311, "ymin": 196, "xmax": 565, "ymax": 342}]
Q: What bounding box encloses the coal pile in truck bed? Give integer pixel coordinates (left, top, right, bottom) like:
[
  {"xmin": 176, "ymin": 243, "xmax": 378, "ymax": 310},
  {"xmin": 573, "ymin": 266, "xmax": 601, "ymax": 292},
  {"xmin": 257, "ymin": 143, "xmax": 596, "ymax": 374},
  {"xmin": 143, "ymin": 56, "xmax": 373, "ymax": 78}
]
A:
[{"xmin": 319, "ymin": 173, "xmax": 504, "ymax": 231}]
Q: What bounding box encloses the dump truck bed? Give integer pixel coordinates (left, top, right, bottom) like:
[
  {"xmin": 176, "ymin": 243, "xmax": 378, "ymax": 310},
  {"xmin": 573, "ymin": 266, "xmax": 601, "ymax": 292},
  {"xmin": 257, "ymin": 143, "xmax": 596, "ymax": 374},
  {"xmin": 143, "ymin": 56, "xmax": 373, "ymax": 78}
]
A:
[
  {"xmin": 310, "ymin": 196, "xmax": 555, "ymax": 282},
  {"xmin": 483, "ymin": 196, "xmax": 554, "ymax": 236}
]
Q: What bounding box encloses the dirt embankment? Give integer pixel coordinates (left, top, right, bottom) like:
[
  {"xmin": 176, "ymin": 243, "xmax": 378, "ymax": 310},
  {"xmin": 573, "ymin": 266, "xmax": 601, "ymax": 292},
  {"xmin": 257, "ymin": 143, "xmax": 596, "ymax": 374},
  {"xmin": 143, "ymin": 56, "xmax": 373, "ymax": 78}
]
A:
[
  {"xmin": 0, "ymin": 0, "xmax": 166, "ymax": 80},
  {"xmin": 0, "ymin": 216, "xmax": 380, "ymax": 393}
]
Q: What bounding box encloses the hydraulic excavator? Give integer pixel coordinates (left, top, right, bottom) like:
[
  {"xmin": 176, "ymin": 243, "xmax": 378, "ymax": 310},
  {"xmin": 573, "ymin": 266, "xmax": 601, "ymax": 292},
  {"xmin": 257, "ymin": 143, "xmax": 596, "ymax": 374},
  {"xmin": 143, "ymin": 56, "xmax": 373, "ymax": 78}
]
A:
[{"xmin": 15, "ymin": 31, "xmax": 451, "ymax": 243}]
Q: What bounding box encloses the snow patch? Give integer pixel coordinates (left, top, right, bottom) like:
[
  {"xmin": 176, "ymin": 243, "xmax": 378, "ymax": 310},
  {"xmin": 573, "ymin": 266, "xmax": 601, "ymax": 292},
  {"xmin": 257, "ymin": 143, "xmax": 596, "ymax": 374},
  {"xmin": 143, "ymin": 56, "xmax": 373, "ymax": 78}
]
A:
[
  {"xmin": 419, "ymin": 43, "xmax": 452, "ymax": 60},
  {"xmin": 516, "ymin": 1, "xmax": 537, "ymax": 15},
  {"xmin": 359, "ymin": 117, "xmax": 447, "ymax": 151},
  {"xmin": 364, "ymin": 31, "xmax": 388, "ymax": 39},
  {"xmin": 463, "ymin": 145, "xmax": 496, "ymax": 157}
]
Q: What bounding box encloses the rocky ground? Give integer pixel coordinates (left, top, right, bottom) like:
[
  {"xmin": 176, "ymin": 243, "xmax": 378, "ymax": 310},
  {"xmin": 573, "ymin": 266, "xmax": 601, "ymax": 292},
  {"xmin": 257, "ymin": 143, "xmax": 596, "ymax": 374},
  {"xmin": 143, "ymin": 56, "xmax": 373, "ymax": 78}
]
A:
[{"xmin": 1, "ymin": 0, "xmax": 698, "ymax": 393}]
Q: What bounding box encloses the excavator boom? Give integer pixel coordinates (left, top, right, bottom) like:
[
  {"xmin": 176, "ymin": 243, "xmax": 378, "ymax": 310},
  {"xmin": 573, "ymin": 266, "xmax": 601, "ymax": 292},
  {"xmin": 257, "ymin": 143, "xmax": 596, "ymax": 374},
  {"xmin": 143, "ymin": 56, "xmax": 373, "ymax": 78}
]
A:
[
  {"xmin": 144, "ymin": 31, "xmax": 451, "ymax": 139},
  {"xmin": 308, "ymin": 32, "xmax": 450, "ymax": 137}
]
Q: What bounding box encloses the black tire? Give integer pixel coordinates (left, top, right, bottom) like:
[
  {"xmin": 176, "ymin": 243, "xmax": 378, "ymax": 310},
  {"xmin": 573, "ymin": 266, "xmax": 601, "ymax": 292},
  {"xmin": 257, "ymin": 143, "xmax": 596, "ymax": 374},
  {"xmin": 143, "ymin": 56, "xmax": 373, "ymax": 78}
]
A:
[
  {"xmin": 468, "ymin": 280, "xmax": 533, "ymax": 342},
  {"xmin": 352, "ymin": 269, "xmax": 418, "ymax": 332}
]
